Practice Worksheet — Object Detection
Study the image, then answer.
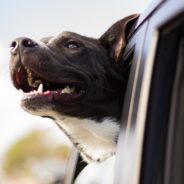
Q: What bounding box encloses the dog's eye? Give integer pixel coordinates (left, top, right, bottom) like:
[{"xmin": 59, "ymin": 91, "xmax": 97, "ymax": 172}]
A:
[{"xmin": 65, "ymin": 41, "xmax": 80, "ymax": 49}]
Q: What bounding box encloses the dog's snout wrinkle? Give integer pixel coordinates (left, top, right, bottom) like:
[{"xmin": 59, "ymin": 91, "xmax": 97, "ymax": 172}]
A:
[{"xmin": 10, "ymin": 37, "xmax": 38, "ymax": 55}]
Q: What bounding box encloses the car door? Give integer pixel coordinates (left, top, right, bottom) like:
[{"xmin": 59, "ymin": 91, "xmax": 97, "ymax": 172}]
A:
[{"xmin": 115, "ymin": 0, "xmax": 184, "ymax": 184}]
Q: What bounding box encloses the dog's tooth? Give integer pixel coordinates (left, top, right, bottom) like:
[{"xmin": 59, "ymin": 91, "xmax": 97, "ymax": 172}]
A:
[
  {"xmin": 61, "ymin": 86, "xmax": 75, "ymax": 94},
  {"xmin": 37, "ymin": 83, "xmax": 43, "ymax": 93},
  {"xmin": 61, "ymin": 90, "xmax": 64, "ymax": 94},
  {"xmin": 27, "ymin": 69, "xmax": 32, "ymax": 78},
  {"xmin": 61, "ymin": 89, "xmax": 65, "ymax": 94},
  {"xmin": 66, "ymin": 86, "xmax": 71, "ymax": 93},
  {"xmin": 33, "ymin": 90, "xmax": 38, "ymax": 95},
  {"xmin": 62, "ymin": 86, "xmax": 70, "ymax": 94},
  {"xmin": 26, "ymin": 69, "xmax": 41, "ymax": 88},
  {"xmin": 27, "ymin": 76, "xmax": 33, "ymax": 86},
  {"xmin": 61, "ymin": 86, "xmax": 66, "ymax": 94},
  {"xmin": 27, "ymin": 91, "xmax": 32, "ymax": 95},
  {"xmin": 33, "ymin": 80, "xmax": 42, "ymax": 88},
  {"xmin": 27, "ymin": 69, "xmax": 34, "ymax": 87}
]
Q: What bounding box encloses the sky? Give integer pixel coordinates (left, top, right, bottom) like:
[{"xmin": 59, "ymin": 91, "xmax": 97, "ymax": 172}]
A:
[{"xmin": 0, "ymin": 0, "xmax": 152, "ymax": 163}]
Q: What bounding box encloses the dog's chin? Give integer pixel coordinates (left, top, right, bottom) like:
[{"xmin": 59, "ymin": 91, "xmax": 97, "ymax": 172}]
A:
[{"xmin": 21, "ymin": 97, "xmax": 54, "ymax": 117}]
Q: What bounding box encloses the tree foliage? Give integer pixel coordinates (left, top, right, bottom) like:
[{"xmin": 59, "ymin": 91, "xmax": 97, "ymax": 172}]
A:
[{"xmin": 3, "ymin": 130, "xmax": 70, "ymax": 175}]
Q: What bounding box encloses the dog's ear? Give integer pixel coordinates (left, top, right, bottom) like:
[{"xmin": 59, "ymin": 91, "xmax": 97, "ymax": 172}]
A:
[{"xmin": 99, "ymin": 14, "xmax": 139, "ymax": 62}]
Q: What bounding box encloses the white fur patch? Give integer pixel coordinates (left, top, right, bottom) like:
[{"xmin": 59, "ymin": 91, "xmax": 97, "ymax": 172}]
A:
[
  {"xmin": 23, "ymin": 107, "xmax": 119, "ymax": 162},
  {"xmin": 55, "ymin": 116, "xmax": 120, "ymax": 163}
]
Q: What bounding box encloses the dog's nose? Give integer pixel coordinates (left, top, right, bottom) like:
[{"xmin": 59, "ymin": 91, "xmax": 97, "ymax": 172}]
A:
[{"xmin": 10, "ymin": 38, "xmax": 38, "ymax": 55}]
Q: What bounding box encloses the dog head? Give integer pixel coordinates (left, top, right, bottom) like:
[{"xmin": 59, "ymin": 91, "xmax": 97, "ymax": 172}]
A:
[{"xmin": 9, "ymin": 14, "xmax": 139, "ymax": 162}]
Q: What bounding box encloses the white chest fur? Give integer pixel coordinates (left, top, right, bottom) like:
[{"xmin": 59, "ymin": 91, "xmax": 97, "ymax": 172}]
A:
[{"xmin": 55, "ymin": 116, "xmax": 120, "ymax": 163}]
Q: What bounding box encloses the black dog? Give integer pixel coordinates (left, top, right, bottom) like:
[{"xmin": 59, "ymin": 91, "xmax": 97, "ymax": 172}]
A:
[{"xmin": 9, "ymin": 14, "xmax": 138, "ymax": 163}]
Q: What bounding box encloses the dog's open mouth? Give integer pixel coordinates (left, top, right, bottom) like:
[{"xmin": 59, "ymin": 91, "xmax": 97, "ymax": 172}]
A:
[{"xmin": 13, "ymin": 65, "xmax": 84, "ymax": 103}]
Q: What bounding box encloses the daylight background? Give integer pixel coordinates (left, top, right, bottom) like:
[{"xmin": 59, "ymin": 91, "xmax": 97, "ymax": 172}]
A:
[{"xmin": 0, "ymin": 0, "xmax": 152, "ymax": 183}]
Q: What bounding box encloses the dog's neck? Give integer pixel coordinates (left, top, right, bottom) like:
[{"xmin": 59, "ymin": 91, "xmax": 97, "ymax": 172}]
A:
[{"xmin": 54, "ymin": 116, "xmax": 120, "ymax": 163}]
